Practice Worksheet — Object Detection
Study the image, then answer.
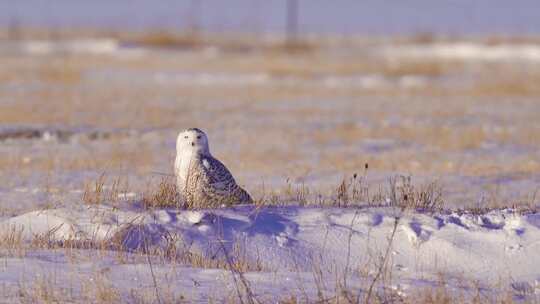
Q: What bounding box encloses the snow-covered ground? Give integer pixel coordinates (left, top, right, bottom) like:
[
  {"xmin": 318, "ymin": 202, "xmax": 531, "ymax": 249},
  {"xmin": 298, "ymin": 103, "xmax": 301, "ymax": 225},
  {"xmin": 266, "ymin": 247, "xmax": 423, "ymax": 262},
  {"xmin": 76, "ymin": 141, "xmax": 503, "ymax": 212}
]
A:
[
  {"xmin": 0, "ymin": 35, "xmax": 539, "ymax": 302},
  {"xmin": 1, "ymin": 204, "xmax": 539, "ymax": 302}
]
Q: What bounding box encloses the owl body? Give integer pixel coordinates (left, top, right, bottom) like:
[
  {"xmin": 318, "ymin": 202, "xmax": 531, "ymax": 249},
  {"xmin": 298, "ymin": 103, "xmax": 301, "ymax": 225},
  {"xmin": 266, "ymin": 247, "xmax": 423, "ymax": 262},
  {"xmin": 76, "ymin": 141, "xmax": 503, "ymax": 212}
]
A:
[{"xmin": 174, "ymin": 128, "xmax": 252, "ymax": 209}]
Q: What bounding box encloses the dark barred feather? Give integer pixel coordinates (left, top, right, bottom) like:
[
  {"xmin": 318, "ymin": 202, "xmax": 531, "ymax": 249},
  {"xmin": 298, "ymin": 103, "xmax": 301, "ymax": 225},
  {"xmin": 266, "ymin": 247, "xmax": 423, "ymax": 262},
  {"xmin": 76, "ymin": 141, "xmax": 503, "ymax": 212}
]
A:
[{"xmin": 183, "ymin": 155, "xmax": 252, "ymax": 208}]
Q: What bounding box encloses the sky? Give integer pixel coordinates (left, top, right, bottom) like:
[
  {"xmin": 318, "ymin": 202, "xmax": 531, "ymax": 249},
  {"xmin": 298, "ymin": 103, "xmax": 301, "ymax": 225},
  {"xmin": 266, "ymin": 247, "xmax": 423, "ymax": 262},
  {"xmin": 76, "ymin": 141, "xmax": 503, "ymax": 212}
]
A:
[{"xmin": 1, "ymin": 0, "xmax": 539, "ymax": 36}]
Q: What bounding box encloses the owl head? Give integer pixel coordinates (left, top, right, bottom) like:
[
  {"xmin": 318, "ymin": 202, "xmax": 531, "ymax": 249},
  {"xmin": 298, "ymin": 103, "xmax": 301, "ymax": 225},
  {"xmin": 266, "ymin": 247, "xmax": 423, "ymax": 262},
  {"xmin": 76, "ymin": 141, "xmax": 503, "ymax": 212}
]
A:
[{"xmin": 176, "ymin": 128, "xmax": 210, "ymax": 156}]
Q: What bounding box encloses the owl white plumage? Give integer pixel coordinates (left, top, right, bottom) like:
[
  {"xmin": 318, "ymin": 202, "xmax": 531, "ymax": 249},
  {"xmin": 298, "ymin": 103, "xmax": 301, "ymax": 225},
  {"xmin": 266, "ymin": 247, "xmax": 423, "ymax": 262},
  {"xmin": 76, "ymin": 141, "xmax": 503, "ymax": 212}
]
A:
[{"xmin": 174, "ymin": 128, "xmax": 253, "ymax": 209}]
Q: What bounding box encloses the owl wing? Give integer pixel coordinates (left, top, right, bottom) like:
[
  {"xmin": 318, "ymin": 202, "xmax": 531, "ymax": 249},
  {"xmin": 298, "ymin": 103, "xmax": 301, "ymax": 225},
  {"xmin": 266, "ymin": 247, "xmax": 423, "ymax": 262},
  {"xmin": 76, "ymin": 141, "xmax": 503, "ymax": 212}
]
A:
[
  {"xmin": 200, "ymin": 156, "xmax": 253, "ymax": 204},
  {"xmin": 201, "ymin": 157, "xmax": 238, "ymax": 192}
]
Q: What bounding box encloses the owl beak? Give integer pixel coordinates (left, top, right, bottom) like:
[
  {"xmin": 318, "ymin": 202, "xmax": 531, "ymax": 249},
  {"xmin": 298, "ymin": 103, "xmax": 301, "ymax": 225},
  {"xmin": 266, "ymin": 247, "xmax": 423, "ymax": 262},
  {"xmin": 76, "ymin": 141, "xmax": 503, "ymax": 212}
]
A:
[{"xmin": 191, "ymin": 142, "xmax": 195, "ymax": 146}]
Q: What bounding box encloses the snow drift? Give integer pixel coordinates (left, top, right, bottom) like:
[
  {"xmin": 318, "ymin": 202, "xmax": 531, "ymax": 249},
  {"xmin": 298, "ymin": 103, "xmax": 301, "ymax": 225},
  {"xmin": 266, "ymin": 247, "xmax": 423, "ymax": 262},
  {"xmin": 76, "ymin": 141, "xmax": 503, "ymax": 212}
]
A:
[{"xmin": 1, "ymin": 205, "xmax": 539, "ymax": 301}]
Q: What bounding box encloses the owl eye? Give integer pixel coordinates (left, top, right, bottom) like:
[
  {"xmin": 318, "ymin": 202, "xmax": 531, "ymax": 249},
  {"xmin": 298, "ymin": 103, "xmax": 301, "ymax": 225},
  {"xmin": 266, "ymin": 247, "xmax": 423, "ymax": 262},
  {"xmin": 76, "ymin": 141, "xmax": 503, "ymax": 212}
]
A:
[{"xmin": 197, "ymin": 135, "xmax": 201, "ymax": 139}]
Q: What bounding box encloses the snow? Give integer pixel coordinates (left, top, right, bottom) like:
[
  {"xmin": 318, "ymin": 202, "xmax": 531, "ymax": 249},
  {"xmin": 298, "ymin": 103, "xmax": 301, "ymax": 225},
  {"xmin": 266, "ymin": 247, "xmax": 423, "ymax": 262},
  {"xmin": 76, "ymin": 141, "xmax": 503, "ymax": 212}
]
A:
[
  {"xmin": 0, "ymin": 39, "xmax": 146, "ymax": 58},
  {"xmin": 382, "ymin": 42, "xmax": 540, "ymax": 62},
  {"xmin": 21, "ymin": 39, "xmax": 120, "ymax": 55},
  {"xmin": 1, "ymin": 205, "xmax": 539, "ymax": 302}
]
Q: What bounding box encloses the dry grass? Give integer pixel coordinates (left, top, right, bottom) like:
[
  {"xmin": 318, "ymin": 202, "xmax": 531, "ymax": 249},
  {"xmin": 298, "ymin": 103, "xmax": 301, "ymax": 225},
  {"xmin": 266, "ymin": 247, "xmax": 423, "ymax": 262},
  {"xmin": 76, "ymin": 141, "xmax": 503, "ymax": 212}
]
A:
[
  {"xmin": 10, "ymin": 266, "xmax": 521, "ymax": 304},
  {"xmin": 128, "ymin": 31, "xmax": 204, "ymax": 50},
  {"xmin": 387, "ymin": 175, "xmax": 444, "ymax": 211},
  {"xmin": 253, "ymin": 172, "xmax": 538, "ymax": 212},
  {"xmin": 467, "ymin": 79, "xmax": 540, "ymax": 97},
  {"xmin": 16, "ymin": 271, "xmax": 121, "ymax": 304},
  {"xmin": 141, "ymin": 177, "xmax": 182, "ymax": 209},
  {"xmin": 254, "ymin": 170, "xmax": 445, "ymax": 210},
  {"xmin": 99, "ymin": 29, "xmax": 317, "ymax": 54},
  {"xmin": 0, "ymin": 225, "xmax": 26, "ymax": 256},
  {"xmin": 82, "ymin": 173, "xmax": 108, "ymax": 205},
  {"xmin": 85, "ymin": 273, "xmax": 121, "ymax": 303},
  {"xmin": 77, "ymin": 165, "xmax": 532, "ymax": 213},
  {"xmin": 18, "ymin": 274, "xmax": 64, "ymax": 303},
  {"xmin": 408, "ymin": 277, "xmax": 516, "ymax": 304},
  {"xmin": 82, "ymin": 173, "xmax": 128, "ymax": 206},
  {"xmin": 35, "ymin": 60, "xmax": 83, "ymax": 84}
]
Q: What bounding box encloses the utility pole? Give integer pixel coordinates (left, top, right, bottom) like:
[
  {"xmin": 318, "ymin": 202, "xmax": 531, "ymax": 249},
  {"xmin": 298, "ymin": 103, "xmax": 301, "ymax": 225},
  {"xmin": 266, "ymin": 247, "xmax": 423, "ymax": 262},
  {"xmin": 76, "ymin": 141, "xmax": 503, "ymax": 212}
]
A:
[
  {"xmin": 187, "ymin": 0, "xmax": 201, "ymax": 34},
  {"xmin": 8, "ymin": 17, "xmax": 22, "ymax": 40},
  {"xmin": 286, "ymin": 0, "xmax": 299, "ymax": 44}
]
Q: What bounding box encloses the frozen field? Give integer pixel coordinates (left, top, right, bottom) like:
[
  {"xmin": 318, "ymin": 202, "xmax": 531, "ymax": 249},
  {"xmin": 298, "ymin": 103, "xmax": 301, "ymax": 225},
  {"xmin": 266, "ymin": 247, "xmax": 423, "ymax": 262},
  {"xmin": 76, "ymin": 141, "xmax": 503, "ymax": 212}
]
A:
[{"xmin": 0, "ymin": 33, "xmax": 539, "ymax": 302}]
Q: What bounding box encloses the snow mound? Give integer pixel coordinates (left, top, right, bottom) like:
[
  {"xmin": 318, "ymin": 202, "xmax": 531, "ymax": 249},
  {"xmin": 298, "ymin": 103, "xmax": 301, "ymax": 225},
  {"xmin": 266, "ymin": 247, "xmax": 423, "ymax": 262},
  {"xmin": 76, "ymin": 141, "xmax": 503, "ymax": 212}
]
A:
[{"xmin": 1, "ymin": 205, "xmax": 539, "ymax": 295}]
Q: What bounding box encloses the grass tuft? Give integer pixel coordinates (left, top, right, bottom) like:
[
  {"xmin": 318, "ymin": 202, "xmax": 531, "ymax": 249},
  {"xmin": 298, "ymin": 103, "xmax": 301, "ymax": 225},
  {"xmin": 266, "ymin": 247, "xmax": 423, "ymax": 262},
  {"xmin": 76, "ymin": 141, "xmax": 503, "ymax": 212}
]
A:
[
  {"xmin": 82, "ymin": 173, "xmax": 122, "ymax": 206},
  {"xmin": 388, "ymin": 175, "xmax": 445, "ymax": 211},
  {"xmin": 141, "ymin": 177, "xmax": 182, "ymax": 209}
]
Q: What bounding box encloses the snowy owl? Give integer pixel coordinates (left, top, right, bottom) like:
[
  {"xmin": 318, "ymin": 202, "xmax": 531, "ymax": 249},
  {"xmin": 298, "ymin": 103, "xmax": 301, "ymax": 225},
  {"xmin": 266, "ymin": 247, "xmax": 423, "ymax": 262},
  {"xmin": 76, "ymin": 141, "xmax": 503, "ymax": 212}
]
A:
[{"xmin": 174, "ymin": 128, "xmax": 252, "ymax": 208}]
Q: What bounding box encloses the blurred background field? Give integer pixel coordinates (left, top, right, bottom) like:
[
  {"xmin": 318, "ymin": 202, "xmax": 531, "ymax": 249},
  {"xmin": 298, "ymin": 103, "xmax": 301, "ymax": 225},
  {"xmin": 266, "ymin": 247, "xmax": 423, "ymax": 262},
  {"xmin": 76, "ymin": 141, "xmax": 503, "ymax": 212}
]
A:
[{"xmin": 1, "ymin": 0, "xmax": 540, "ymax": 214}]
